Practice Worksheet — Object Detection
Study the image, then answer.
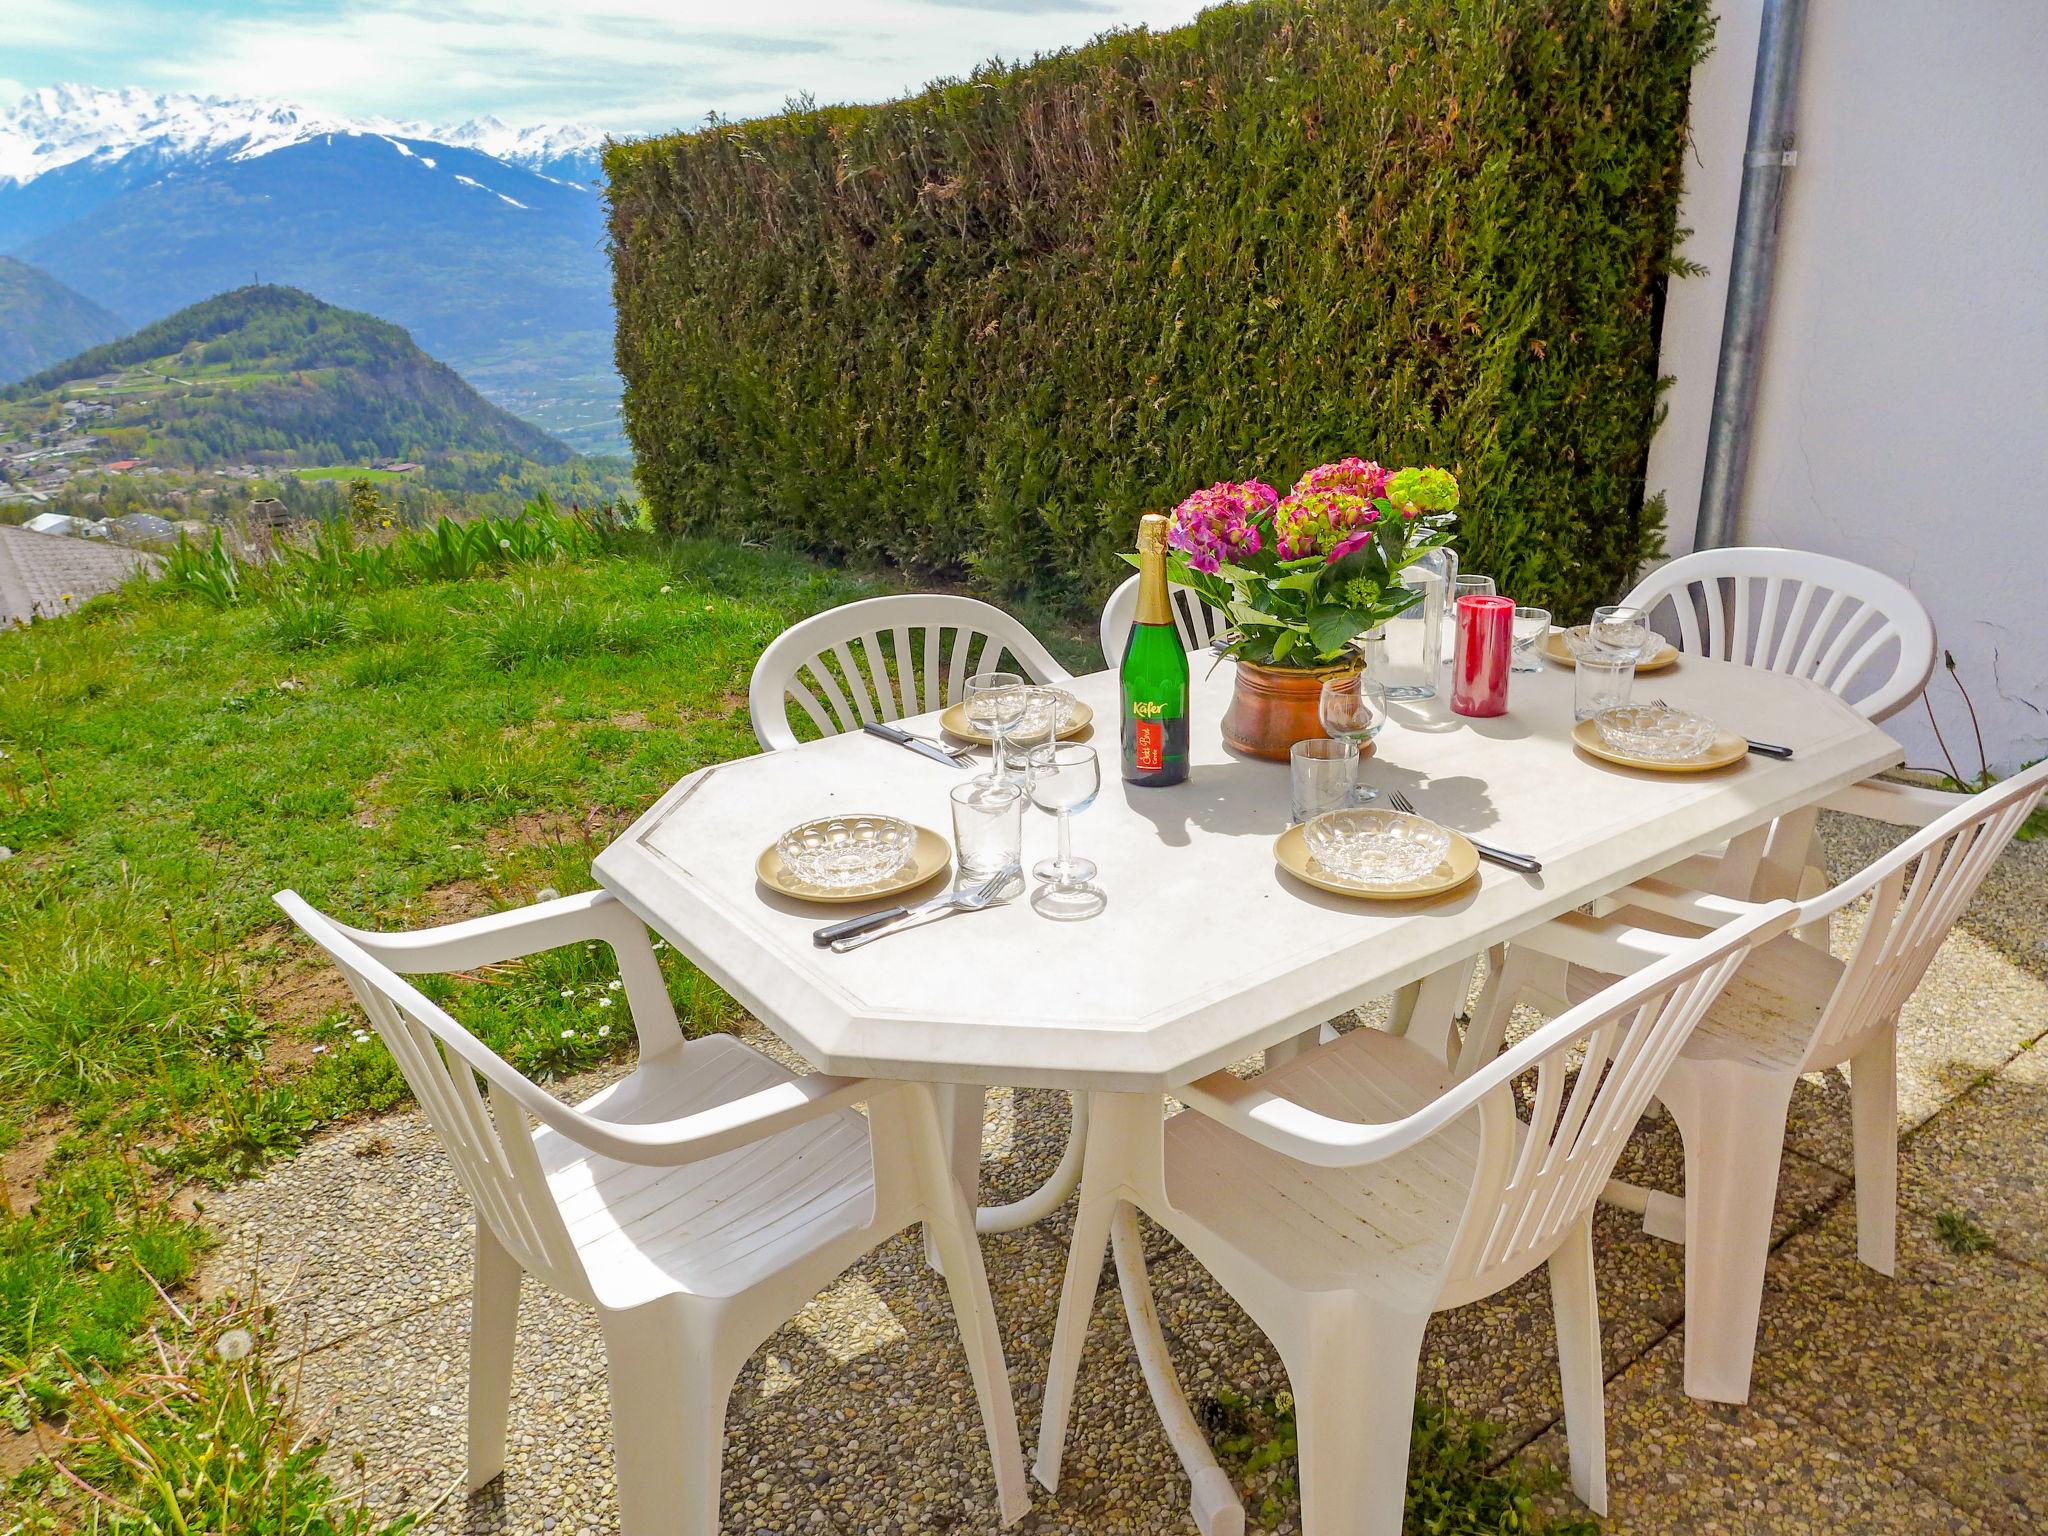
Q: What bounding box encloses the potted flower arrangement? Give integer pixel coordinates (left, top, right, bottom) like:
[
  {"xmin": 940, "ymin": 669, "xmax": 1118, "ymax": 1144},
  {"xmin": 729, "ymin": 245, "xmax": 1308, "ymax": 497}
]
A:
[{"xmin": 1140, "ymin": 458, "xmax": 1461, "ymax": 759}]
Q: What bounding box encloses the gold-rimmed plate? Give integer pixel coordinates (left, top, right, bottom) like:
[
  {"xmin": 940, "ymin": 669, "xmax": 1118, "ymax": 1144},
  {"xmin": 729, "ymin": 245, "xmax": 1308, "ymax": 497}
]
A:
[
  {"xmin": 756, "ymin": 824, "xmax": 951, "ymax": 904},
  {"xmin": 939, "ymin": 695, "xmax": 1095, "ymax": 746},
  {"xmin": 1571, "ymin": 718, "xmax": 1747, "ymax": 773},
  {"xmin": 1541, "ymin": 628, "xmax": 1680, "ymax": 673},
  {"xmin": 1273, "ymin": 822, "xmax": 1481, "ymax": 901}
]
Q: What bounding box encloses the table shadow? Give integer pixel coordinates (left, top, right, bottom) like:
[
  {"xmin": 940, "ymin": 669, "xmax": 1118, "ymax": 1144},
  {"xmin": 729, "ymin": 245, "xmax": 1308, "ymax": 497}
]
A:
[{"xmin": 1116, "ymin": 756, "xmax": 1290, "ymax": 847}]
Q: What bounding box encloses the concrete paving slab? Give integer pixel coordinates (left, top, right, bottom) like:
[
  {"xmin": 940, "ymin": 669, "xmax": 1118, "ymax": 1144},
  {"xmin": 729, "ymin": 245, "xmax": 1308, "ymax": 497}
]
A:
[
  {"xmin": 1521, "ymin": 1333, "xmax": 2008, "ymax": 1535},
  {"xmin": 1748, "ymin": 1201, "xmax": 2048, "ymax": 1532},
  {"xmin": 1897, "ymin": 1041, "xmax": 2048, "ymax": 1271}
]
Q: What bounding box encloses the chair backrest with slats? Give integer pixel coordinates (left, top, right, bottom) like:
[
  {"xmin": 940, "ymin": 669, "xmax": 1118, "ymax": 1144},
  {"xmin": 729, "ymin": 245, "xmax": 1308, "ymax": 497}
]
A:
[
  {"xmin": 1437, "ymin": 903, "xmax": 1796, "ymax": 1303},
  {"xmin": 277, "ymin": 893, "xmax": 590, "ymax": 1301},
  {"xmin": 1622, "ymin": 546, "xmax": 1935, "ymax": 721},
  {"xmin": 749, "ymin": 594, "xmax": 1072, "ymax": 752},
  {"xmin": 1098, "ymin": 573, "xmax": 1231, "ymax": 667},
  {"xmin": 1801, "ymin": 762, "xmax": 2047, "ymax": 1066}
]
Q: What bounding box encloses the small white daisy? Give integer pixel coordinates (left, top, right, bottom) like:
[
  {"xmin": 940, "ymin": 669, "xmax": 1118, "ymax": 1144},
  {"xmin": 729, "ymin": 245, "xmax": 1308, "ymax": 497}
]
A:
[
  {"xmin": 597, "ymin": 1024, "xmax": 611, "ymax": 1038},
  {"xmin": 597, "ymin": 996, "xmax": 613, "ymax": 1009},
  {"xmin": 560, "ymin": 1028, "xmax": 576, "ymax": 1039},
  {"xmin": 560, "ymin": 988, "xmax": 574, "ymax": 998},
  {"xmin": 607, "ymin": 979, "xmax": 623, "ymax": 991}
]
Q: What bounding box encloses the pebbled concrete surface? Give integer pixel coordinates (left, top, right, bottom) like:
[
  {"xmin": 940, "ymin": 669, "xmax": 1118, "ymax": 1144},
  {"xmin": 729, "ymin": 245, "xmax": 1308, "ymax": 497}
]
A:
[{"xmin": 197, "ymin": 815, "xmax": 2048, "ymax": 1535}]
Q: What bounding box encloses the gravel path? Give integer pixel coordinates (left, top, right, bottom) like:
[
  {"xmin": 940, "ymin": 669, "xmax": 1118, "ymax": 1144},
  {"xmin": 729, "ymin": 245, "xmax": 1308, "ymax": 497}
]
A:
[{"xmin": 199, "ymin": 815, "xmax": 2048, "ymax": 1535}]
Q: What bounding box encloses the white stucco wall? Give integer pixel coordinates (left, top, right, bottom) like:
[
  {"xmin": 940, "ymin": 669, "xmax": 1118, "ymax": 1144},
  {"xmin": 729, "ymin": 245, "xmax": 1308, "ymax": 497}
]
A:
[{"xmin": 1646, "ymin": 1, "xmax": 2048, "ymax": 774}]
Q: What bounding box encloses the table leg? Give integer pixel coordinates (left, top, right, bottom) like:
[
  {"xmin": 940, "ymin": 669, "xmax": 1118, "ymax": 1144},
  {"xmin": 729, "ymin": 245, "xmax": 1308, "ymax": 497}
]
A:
[
  {"xmin": 1262, "ymin": 1023, "xmax": 1334, "ymax": 1069},
  {"xmin": 924, "ymin": 1083, "xmax": 986, "ymax": 1273},
  {"xmin": 1111, "ymin": 1204, "xmax": 1246, "ymax": 1536},
  {"xmin": 975, "ymin": 1093, "xmax": 1089, "ymax": 1234},
  {"xmin": 1386, "ymin": 956, "xmax": 1477, "ymax": 1068}
]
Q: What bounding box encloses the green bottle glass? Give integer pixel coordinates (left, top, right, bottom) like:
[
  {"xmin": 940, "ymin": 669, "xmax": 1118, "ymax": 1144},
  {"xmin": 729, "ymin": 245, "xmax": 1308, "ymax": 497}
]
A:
[{"xmin": 1121, "ymin": 513, "xmax": 1191, "ymax": 787}]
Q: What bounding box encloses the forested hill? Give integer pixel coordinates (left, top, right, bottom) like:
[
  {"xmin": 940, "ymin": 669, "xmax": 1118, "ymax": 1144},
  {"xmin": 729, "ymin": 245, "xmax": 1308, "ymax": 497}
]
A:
[
  {"xmin": 3, "ymin": 285, "xmax": 572, "ymax": 468},
  {"xmin": 0, "ymin": 255, "xmax": 126, "ymax": 384}
]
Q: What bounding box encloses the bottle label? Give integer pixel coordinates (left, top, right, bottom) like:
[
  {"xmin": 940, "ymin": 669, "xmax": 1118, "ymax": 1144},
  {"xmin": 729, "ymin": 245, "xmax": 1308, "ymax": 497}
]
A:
[{"xmin": 1135, "ymin": 719, "xmax": 1164, "ymax": 771}]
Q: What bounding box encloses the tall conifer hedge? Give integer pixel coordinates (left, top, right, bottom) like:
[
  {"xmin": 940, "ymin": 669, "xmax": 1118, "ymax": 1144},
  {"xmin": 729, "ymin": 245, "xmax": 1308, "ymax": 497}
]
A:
[{"xmin": 607, "ymin": 0, "xmax": 1710, "ymax": 621}]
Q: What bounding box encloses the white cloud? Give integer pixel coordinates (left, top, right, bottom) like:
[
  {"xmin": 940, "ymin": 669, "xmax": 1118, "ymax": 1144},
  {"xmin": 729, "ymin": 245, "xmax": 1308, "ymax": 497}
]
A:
[{"xmin": 136, "ymin": 0, "xmax": 1209, "ymax": 136}]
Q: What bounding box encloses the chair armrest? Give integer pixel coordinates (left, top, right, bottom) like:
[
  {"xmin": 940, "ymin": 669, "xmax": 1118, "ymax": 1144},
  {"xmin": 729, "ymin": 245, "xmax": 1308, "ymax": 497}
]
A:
[
  {"xmin": 297, "ymin": 887, "xmax": 687, "ymax": 1056},
  {"xmin": 1607, "ymin": 877, "xmax": 1764, "ymax": 929},
  {"xmin": 1502, "ymin": 909, "xmax": 1698, "ymax": 975},
  {"xmin": 329, "ymin": 887, "xmax": 642, "ymax": 972},
  {"xmin": 539, "ymin": 1073, "xmax": 881, "ymax": 1168},
  {"xmin": 1820, "ymin": 777, "xmax": 1969, "ymax": 828},
  {"xmin": 1176, "ymin": 1069, "xmax": 1465, "ymax": 1170}
]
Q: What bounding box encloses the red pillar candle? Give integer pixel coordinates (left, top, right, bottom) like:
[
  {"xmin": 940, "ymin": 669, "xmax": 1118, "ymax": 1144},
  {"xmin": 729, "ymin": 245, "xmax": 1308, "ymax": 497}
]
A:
[{"xmin": 1452, "ymin": 594, "xmax": 1514, "ymax": 717}]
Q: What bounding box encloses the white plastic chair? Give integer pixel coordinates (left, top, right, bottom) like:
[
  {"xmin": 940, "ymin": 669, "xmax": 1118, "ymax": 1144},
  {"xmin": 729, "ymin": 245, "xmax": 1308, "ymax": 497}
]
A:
[
  {"xmin": 1034, "ymin": 903, "xmax": 1799, "ymax": 1535},
  {"xmin": 749, "ymin": 593, "xmax": 1085, "ymax": 1238},
  {"xmin": 1620, "ymin": 547, "xmax": 1937, "ymax": 920},
  {"xmin": 275, "ymin": 887, "xmax": 1029, "ymax": 1535},
  {"xmin": 1468, "ymin": 759, "xmax": 2048, "ymax": 1403},
  {"xmin": 1622, "ymin": 546, "xmax": 1935, "ymax": 723},
  {"xmin": 1098, "ymin": 572, "xmax": 1230, "ymax": 668},
  {"xmin": 749, "ymin": 593, "xmax": 1071, "ymax": 752}
]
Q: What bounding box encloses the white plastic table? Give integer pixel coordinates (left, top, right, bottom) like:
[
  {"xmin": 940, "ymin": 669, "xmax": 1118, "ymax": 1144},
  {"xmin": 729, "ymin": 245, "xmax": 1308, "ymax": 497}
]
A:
[{"xmin": 593, "ymin": 643, "xmax": 1899, "ymax": 1528}]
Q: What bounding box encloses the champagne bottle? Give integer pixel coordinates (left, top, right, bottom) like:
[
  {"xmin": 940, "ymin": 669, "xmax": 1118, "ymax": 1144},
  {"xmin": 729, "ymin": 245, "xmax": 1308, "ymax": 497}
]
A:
[{"xmin": 1121, "ymin": 513, "xmax": 1191, "ymax": 787}]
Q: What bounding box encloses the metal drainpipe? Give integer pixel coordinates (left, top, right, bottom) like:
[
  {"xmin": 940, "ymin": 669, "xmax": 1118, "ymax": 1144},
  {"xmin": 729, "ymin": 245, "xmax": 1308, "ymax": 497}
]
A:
[{"xmin": 1694, "ymin": 0, "xmax": 1810, "ymax": 551}]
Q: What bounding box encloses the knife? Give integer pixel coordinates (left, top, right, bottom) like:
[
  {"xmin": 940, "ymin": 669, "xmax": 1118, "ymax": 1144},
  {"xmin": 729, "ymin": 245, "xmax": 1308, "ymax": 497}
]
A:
[
  {"xmin": 1468, "ymin": 840, "xmax": 1544, "ymax": 875},
  {"xmin": 814, "ymin": 885, "xmax": 960, "ymax": 947},
  {"xmin": 1746, "ymin": 739, "xmax": 1795, "ymax": 760},
  {"xmin": 864, "ymin": 720, "xmax": 968, "ymax": 769},
  {"xmin": 828, "ymin": 866, "xmax": 1017, "ymax": 953}
]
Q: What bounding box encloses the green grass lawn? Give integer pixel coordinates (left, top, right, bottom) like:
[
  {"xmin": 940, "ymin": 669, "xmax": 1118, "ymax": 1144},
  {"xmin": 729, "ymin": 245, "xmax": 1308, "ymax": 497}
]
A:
[
  {"xmin": 0, "ymin": 522, "xmax": 890, "ymax": 1474},
  {"xmin": 0, "ymin": 513, "xmax": 1572, "ymax": 1532}
]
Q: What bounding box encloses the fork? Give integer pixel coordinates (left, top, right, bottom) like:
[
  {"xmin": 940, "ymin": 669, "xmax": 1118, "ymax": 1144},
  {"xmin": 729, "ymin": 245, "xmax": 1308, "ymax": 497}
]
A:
[{"xmin": 1386, "ymin": 790, "xmax": 1543, "ymax": 874}]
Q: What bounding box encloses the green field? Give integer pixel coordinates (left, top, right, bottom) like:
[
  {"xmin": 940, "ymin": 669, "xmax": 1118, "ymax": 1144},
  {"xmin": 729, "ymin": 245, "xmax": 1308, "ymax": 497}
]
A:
[{"xmin": 292, "ymin": 464, "xmax": 406, "ymax": 482}]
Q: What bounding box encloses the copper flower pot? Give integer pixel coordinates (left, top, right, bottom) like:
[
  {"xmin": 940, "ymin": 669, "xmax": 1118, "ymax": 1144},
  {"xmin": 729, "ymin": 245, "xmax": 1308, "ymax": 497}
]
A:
[{"xmin": 1222, "ymin": 658, "xmax": 1368, "ymax": 761}]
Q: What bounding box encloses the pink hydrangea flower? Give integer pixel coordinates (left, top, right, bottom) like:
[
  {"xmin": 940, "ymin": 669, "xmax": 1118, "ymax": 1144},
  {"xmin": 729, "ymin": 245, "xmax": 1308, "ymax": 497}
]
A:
[
  {"xmin": 1168, "ymin": 480, "xmax": 1275, "ymax": 573},
  {"xmin": 1274, "ymin": 488, "xmax": 1377, "ymax": 561},
  {"xmin": 1292, "ymin": 457, "xmax": 1391, "ymax": 503}
]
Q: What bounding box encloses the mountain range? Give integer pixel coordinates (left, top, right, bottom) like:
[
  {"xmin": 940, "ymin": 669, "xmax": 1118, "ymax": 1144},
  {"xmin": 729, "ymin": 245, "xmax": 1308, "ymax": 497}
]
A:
[{"xmin": 0, "ymin": 86, "xmax": 622, "ymax": 453}]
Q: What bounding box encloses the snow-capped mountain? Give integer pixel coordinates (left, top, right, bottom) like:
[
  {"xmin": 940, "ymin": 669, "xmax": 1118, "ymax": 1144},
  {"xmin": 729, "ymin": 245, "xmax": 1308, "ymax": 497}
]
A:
[
  {"xmin": 0, "ymin": 85, "xmax": 622, "ymax": 454},
  {"xmin": 0, "ymin": 84, "xmax": 603, "ymax": 194}
]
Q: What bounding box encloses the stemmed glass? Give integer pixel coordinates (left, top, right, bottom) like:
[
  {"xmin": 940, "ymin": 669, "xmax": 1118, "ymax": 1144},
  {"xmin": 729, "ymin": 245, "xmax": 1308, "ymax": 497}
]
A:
[
  {"xmin": 1319, "ymin": 673, "xmax": 1389, "ymax": 804},
  {"xmin": 1025, "ymin": 742, "xmax": 1105, "ymax": 920},
  {"xmin": 1590, "ymin": 604, "xmax": 1650, "ymax": 662},
  {"xmin": 964, "ymin": 671, "xmax": 1026, "ymax": 786}
]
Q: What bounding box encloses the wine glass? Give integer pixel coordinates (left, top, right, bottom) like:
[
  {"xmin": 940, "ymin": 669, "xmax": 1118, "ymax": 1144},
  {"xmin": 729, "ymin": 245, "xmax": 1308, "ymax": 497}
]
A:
[
  {"xmin": 1319, "ymin": 673, "xmax": 1388, "ymax": 805},
  {"xmin": 1025, "ymin": 742, "xmax": 1105, "ymax": 920},
  {"xmin": 965, "ymin": 671, "xmax": 1027, "ymax": 785},
  {"xmin": 1590, "ymin": 604, "xmax": 1650, "ymax": 662}
]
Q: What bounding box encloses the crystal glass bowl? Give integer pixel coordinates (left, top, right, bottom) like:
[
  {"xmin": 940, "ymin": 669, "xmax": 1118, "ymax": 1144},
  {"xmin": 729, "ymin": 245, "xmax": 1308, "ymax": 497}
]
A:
[
  {"xmin": 1557, "ymin": 624, "xmax": 1602, "ymax": 659},
  {"xmin": 1595, "ymin": 703, "xmax": 1721, "ymax": 761},
  {"xmin": 967, "ymin": 686, "xmax": 1078, "ymax": 740},
  {"xmin": 776, "ymin": 815, "xmax": 916, "ymax": 889},
  {"xmin": 1302, "ymin": 809, "xmax": 1453, "ymax": 887}
]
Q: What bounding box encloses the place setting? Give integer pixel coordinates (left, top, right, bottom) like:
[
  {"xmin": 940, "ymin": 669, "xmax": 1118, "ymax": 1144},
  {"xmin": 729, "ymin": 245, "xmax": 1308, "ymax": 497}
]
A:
[
  {"xmin": 1552, "ymin": 602, "xmax": 1793, "ymax": 773},
  {"xmin": 755, "ymin": 674, "xmax": 1112, "ymax": 949}
]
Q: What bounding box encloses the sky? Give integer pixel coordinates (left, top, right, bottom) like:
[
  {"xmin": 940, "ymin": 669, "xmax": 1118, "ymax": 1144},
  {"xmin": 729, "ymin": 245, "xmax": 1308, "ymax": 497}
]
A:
[{"xmin": 0, "ymin": 0, "xmax": 1215, "ymax": 134}]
